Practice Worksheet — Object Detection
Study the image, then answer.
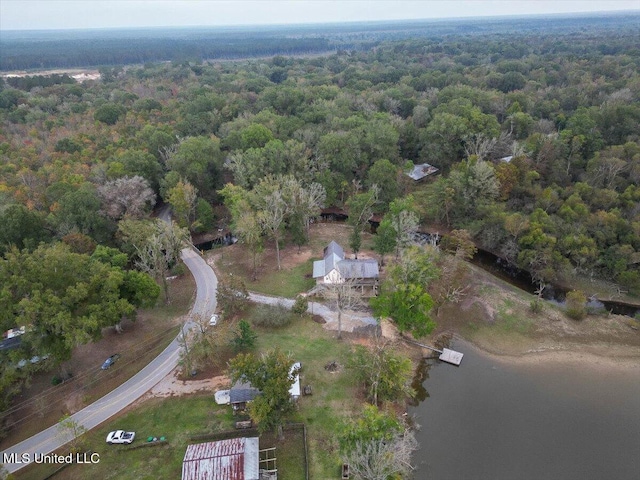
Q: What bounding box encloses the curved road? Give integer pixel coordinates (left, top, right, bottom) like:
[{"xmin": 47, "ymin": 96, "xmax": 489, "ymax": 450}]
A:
[{"xmin": 1, "ymin": 244, "xmax": 217, "ymax": 474}]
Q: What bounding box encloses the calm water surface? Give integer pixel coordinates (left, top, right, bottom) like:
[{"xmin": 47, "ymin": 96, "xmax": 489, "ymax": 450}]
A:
[{"xmin": 409, "ymin": 341, "xmax": 640, "ymax": 480}]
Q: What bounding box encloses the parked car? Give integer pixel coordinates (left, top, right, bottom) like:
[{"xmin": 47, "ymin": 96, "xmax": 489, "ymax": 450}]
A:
[
  {"xmin": 101, "ymin": 353, "xmax": 121, "ymax": 370},
  {"xmin": 209, "ymin": 314, "xmax": 219, "ymax": 326},
  {"xmin": 106, "ymin": 430, "xmax": 135, "ymax": 444}
]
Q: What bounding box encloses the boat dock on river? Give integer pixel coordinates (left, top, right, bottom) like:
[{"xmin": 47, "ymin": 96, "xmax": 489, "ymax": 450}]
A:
[{"xmin": 403, "ymin": 338, "xmax": 464, "ymax": 366}]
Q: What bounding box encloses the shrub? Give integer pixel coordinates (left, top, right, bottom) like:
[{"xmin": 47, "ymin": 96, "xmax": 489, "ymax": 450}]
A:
[
  {"xmin": 565, "ymin": 290, "xmax": 587, "ymax": 320},
  {"xmin": 251, "ymin": 303, "xmax": 296, "ymax": 328},
  {"xmin": 529, "ymin": 298, "xmax": 543, "ymax": 314},
  {"xmin": 292, "ymin": 295, "xmax": 308, "ymax": 315},
  {"xmin": 232, "ymin": 320, "xmax": 257, "ymax": 351}
]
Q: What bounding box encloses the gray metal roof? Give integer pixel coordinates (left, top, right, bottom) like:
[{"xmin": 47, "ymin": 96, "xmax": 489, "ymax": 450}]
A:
[
  {"xmin": 313, "ymin": 241, "xmax": 345, "ymax": 278},
  {"xmin": 324, "ymin": 241, "xmax": 344, "ymax": 259},
  {"xmin": 406, "ymin": 163, "xmax": 439, "ymax": 181},
  {"xmin": 230, "ymin": 379, "xmax": 261, "ymax": 404},
  {"xmin": 314, "ymin": 241, "xmax": 379, "ymax": 279},
  {"xmin": 337, "ymin": 259, "xmax": 379, "ymax": 279},
  {"xmin": 182, "ymin": 437, "xmax": 259, "ymax": 480},
  {"xmin": 312, "ymin": 260, "xmax": 326, "ymax": 278}
]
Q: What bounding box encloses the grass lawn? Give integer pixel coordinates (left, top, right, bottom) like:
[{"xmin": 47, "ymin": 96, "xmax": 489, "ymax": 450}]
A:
[
  {"xmin": 15, "ymin": 395, "xmax": 233, "ymax": 480},
  {"xmin": 209, "ymin": 222, "xmax": 377, "ymax": 298},
  {"xmin": 248, "ymin": 258, "xmax": 316, "ymax": 298},
  {"xmin": 251, "ymin": 314, "xmax": 363, "ymax": 477},
  {"xmin": 14, "ymin": 316, "xmax": 363, "ymax": 480}
]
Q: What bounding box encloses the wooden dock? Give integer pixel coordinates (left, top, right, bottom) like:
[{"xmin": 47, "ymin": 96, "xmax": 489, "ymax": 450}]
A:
[
  {"xmin": 402, "ymin": 338, "xmax": 464, "ymax": 366},
  {"xmin": 438, "ymin": 348, "xmax": 464, "ymax": 366}
]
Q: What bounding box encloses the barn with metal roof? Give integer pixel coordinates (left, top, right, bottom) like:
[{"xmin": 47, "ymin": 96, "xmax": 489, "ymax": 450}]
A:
[{"xmin": 182, "ymin": 437, "xmax": 260, "ymax": 480}]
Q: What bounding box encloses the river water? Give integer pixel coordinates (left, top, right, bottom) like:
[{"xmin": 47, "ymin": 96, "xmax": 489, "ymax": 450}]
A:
[{"xmin": 409, "ymin": 340, "xmax": 640, "ymax": 480}]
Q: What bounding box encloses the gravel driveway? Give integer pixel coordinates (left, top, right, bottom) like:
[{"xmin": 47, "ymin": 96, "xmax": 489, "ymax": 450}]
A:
[{"xmin": 248, "ymin": 292, "xmax": 378, "ymax": 332}]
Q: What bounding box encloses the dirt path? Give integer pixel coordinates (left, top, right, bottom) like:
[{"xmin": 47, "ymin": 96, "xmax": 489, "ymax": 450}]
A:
[{"xmin": 140, "ymin": 370, "xmax": 229, "ymax": 400}]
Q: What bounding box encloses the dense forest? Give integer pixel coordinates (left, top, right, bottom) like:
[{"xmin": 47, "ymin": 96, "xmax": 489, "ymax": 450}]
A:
[
  {"xmin": 1, "ymin": 14, "xmax": 639, "ymax": 418},
  {"xmin": 1, "ymin": 12, "xmax": 638, "ymax": 70}
]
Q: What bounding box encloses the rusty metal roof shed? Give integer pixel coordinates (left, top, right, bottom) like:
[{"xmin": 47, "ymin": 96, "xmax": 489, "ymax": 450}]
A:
[{"xmin": 182, "ymin": 437, "xmax": 259, "ymax": 480}]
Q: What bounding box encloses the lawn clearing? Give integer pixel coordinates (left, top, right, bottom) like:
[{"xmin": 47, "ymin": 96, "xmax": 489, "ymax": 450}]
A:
[
  {"xmin": 252, "ymin": 317, "xmax": 363, "ymax": 477},
  {"xmin": 208, "ymin": 222, "xmax": 377, "ymax": 298},
  {"xmin": 14, "ymin": 395, "xmax": 233, "ymax": 480},
  {"xmin": 14, "ymin": 317, "xmax": 365, "ymax": 480}
]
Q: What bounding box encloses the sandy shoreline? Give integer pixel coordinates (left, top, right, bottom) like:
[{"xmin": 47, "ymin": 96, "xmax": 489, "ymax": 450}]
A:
[{"xmin": 455, "ymin": 335, "xmax": 640, "ymax": 373}]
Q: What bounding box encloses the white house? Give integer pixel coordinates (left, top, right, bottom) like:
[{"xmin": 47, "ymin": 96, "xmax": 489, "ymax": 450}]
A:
[{"xmin": 312, "ymin": 241, "xmax": 379, "ymax": 295}]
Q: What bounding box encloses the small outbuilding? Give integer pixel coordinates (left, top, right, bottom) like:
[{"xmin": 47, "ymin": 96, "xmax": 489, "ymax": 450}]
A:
[
  {"xmin": 182, "ymin": 437, "xmax": 260, "ymax": 480},
  {"xmin": 405, "ymin": 162, "xmax": 439, "ymax": 181},
  {"xmin": 289, "ymin": 362, "xmax": 301, "ymax": 401},
  {"xmin": 229, "ymin": 379, "xmax": 261, "ymax": 413}
]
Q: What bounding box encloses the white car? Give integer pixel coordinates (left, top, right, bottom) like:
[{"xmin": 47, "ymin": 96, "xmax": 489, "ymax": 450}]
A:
[
  {"xmin": 106, "ymin": 430, "xmax": 135, "ymax": 444},
  {"xmin": 209, "ymin": 314, "xmax": 219, "ymax": 326}
]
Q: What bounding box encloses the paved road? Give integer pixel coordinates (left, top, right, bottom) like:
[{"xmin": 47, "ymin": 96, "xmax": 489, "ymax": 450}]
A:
[{"xmin": 1, "ymin": 245, "xmax": 217, "ymax": 473}]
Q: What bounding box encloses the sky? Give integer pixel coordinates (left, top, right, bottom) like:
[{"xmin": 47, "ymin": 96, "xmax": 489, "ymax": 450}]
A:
[{"xmin": 1, "ymin": 0, "xmax": 639, "ymax": 31}]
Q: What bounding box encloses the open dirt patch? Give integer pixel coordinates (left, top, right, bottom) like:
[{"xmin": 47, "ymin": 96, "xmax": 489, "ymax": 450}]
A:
[{"xmin": 140, "ymin": 370, "xmax": 229, "ymax": 401}]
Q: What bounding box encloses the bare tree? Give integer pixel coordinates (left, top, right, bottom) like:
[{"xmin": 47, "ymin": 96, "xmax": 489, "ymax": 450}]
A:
[
  {"xmin": 347, "ymin": 186, "xmax": 379, "ymax": 259},
  {"xmin": 258, "ymin": 190, "xmax": 286, "ymax": 270},
  {"xmin": 385, "ymin": 197, "xmax": 420, "ymax": 259},
  {"xmin": 320, "ymin": 277, "xmax": 366, "ymax": 339},
  {"xmin": 464, "ymin": 133, "xmax": 497, "ymax": 161},
  {"xmin": 348, "ymin": 330, "xmax": 414, "ymax": 405},
  {"xmin": 180, "ymin": 318, "xmax": 233, "ymax": 373},
  {"xmin": 587, "ymin": 156, "xmax": 626, "ymax": 189},
  {"xmin": 57, "ymin": 414, "xmax": 87, "ymax": 454},
  {"xmin": 234, "ymin": 207, "xmax": 263, "ymax": 280},
  {"xmin": 135, "ymin": 220, "xmax": 189, "ymax": 304},
  {"xmin": 158, "ymin": 137, "xmax": 182, "ymax": 168},
  {"xmin": 430, "ymin": 254, "xmax": 470, "ymax": 317},
  {"xmin": 98, "ymin": 175, "xmax": 156, "ymax": 220},
  {"xmin": 345, "ymin": 429, "xmax": 418, "ymax": 480},
  {"xmin": 281, "ymin": 176, "xmax": 326, "ymax": 239},
  {"xmin": 299, "ymin": 182, "xmax": 327, "ymax": 238}
]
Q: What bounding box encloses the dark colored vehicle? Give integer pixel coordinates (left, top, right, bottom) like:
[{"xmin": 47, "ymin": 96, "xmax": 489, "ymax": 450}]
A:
[{"xmin": 101, "ymin": 353, "xmax": 121, "ymax": 370}]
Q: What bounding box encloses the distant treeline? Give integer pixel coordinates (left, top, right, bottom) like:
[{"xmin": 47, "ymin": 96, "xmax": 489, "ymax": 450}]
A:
[
  {"xmin": 0, "ymin": 37, "xmax": 333, "ymax": 71},
  {"xmin": 6, "ymin": 74, "xmax": 76, "ymax": 90},
  {"xmin": 1, "ymin": 12, "xmax": 638, "ymax": 71}
]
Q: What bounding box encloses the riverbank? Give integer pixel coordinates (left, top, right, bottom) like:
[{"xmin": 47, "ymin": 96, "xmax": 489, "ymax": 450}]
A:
[
  {"xmin": 454, "ymin": 335, "xmax": 640, "ymax": 372},
  {"xmin": 425, "ymin": 260, "xmax": 640, "ymax": 371}
]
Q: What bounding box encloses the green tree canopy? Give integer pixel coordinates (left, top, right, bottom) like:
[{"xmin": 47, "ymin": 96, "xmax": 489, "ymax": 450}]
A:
[
  {"xmin": 228, "ymin": 348, "xmax": 298, "ymax": 436},
  {"xmin": 0, "ymin": 243, "xmax": 158, "ymax": 363}
]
